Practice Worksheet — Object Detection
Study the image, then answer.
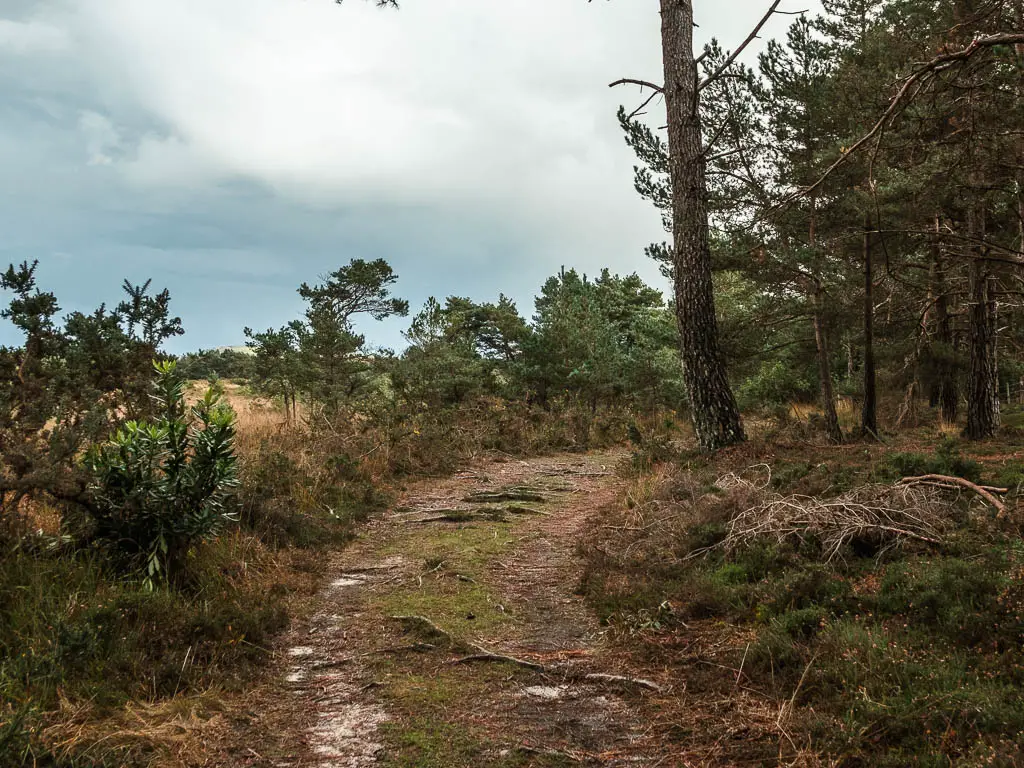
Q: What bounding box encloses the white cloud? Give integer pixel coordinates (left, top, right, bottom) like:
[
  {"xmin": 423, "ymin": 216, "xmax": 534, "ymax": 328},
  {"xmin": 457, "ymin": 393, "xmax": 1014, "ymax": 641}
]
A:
[
  {"xmin": 66, "ymin": 0, "xmax": 810, "ymax": 210},
  {"xmin": 78, "ymin": 110, "xmax": 119, "ymax": 165},
  {"xmin": 1, "ymin": 0, "xmax": 821, "ymax": 349},
  {"xmin": 0, "ymin": 18, "xmax": 69, "ymax": 55}
]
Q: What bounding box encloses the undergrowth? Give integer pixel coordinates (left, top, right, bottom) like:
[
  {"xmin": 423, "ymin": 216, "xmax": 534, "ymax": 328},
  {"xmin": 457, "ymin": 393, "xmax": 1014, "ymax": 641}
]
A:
[
  {"xmin": 580, "ymin": 434, "xmax": 1024, "ymax": 766},
  {"xmin": 0, "ymin": 409, "xmax": 387, "ymax": 766},
  {"xmin": 1, "ymin": 385, "xmax": 645, "ymax": 765}
]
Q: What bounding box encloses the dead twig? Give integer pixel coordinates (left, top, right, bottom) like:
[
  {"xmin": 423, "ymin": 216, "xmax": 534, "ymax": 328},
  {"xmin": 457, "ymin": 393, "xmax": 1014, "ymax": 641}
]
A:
[
  {"xmin": 578, "ymin": 672, "xmax": 664, "ymax": 693},
  {"xmin": 696, "ymin": 484, "xmax": 950, "ymax": 562},
  {"xmin": 898, "ymin": 474, "xmax": 1007, "ymax": 515},
  {"xmin": 516, "ymin": 745, "xmax": 584, "ymax": 762}
]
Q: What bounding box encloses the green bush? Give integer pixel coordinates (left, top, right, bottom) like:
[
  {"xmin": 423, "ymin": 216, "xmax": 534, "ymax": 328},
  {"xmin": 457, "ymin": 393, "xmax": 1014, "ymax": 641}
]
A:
[
  {"xmin": 876, "ymin": 436, "xmax": 982, "ymax": 483},
  {"xmin": 876, "ymin": 556, "xmax": 1016, "ymax": 646},
  {"xmin": 736, "ymin": 360, "xmax": 815, "ymax": 411},
  {"xmin": 994, "ymin": 460, "xmax": 1024, "ymax": 492},
  {"xmin": 762, "ymin": 567, "xmax": 852, "ymax": 615},
  {"xmin": 771, "ymin": 606, "xmax": 829, "ymax": 639},
  {"xmin": 83, "ymin": 361, "xmax": 239, "ymax": 585},
  {"xmin": 711, "ymin": 563, "xmax": 750, "ymax": 586}
]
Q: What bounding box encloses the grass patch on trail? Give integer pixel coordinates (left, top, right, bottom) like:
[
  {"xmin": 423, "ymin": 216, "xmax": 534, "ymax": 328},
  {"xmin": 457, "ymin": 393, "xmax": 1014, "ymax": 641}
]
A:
[
  {"xmin": 581, "ymin": 434, "xmax": 1024, "ymax": 766},
  {"xmin": 379, "ymin": 718, "xmax": 525, "ymax": 768},
  {"xmin": 377, "ymin": 664, "xmax": 573, "ymax": 768},
  {"xmin": 373, "ymin": 511, "xmax": 576, "ymax": 767},
  {"xmin": 375, "ymin": 523, "xmax": 518, "ymax": 640}
]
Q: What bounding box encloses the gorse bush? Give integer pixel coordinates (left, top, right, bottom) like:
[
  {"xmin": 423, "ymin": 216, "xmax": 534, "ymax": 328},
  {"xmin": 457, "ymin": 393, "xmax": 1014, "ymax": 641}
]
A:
[{"xmin": 83, "ymin": 361, "xmax": 239, "ymax": 585}]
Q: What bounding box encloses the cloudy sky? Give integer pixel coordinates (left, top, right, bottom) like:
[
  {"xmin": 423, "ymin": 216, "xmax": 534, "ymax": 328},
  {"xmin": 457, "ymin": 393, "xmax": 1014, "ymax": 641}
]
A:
[{"xmin": 0, "ymin": 0, "xmax": 812, "ymax": 353}]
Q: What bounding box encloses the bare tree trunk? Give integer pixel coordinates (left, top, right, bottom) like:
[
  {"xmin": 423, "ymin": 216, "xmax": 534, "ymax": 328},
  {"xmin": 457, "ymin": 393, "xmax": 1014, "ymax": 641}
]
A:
[
  {"xmin": 659, "ymin": 0, "xmax": 744, "ymax": 452},
  {"xmin": 812, "ymin": 283, "xmax": 843, "ymax": 444},
  {"xmin": 957, "ymin": 4, "xmax": 999, "ymax": 440},
  {"xmin": 861, "ymin": 214, "xmax": 877, "ymax": 438},
  {"xmin": 930, "ymin": 229, "xmax": 958, "ymax": 423},
  {"xmin": 1017, "ymin": 2, "xmax": 1024, "ymax": 250},
  {"xmin": 964, "ymin": 209, "xmax": 999, "ymax": 439}
]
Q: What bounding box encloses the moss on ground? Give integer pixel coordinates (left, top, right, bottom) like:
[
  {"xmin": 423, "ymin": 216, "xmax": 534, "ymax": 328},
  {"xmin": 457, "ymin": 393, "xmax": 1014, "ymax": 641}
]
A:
[{"xmin": 374, "ymin": 522, "xmax": 519, "ymax": 639}]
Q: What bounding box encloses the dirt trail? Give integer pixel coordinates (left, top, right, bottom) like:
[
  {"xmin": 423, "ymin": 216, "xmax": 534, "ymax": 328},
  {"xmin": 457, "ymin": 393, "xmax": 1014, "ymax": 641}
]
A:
[{"xmin": 234, "ymin": 450, "xmax": 672, "ymax": 767}]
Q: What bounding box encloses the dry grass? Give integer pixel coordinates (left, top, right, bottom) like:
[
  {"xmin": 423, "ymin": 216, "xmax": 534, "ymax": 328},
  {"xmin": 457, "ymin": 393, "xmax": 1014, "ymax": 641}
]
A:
[{"xmin": 40, "ymin": 691, "xmax": 229, "ymax": 768}]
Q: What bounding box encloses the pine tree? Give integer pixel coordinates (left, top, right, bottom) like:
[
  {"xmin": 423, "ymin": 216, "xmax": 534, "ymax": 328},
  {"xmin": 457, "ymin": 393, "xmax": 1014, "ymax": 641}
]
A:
[
  {"xmin": 655, "ymin": 1, "xmax": 747, "ymax": 450},
  {"xmin": 759, "ymin": 15, "xmax": 846, "ymax": 443}
]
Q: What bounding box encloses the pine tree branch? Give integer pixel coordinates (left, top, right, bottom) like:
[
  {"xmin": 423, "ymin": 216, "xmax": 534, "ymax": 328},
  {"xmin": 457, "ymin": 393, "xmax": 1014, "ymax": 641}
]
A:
[{"xmin": 789, "ymin": 32, "xmax": 1024, "ymax": 207}]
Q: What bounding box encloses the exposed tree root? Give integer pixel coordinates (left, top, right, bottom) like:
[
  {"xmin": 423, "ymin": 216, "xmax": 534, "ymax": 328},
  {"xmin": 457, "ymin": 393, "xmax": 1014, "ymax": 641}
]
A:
[
  {"xmin": 391, "ymin": 615, "xmax": 664, "ymax": 692},
  {"xmin": 486, "ymin": 504, "xmax": 550, "ymax": 517},
  {"xmin": 451, "ymin": 649, "xmax": 664, "ymax": 691},
  {"xmin": 401, "ymin": 511, "xmax": 478, "ymax": 524},
  {"xmin": 539, "ymin": 468, "xmax": 611, "ymax": 477},
  {"xmin": 464, "ymin": 487, "xmax": 550, "ymax": 503},
  {"xmin": 515, "ymin": 745, "xmax": 583, "ymax": 762},
  {"xmin": 400, "ymin": 504, "xmax": 548, "ymax": 524},
  {"xmin": 449, "ymin": 652, "xmax": 548, "ymax": 672}
]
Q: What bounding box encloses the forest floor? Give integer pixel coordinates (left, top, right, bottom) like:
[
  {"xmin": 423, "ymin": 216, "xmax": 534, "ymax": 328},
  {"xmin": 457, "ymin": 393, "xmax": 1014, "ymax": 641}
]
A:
[
  {"xmin": 206, "ymin": 448, "xmax": 690, "ymax": 767},
  {"xmin": 198, "ymin": 426, "xmax": 1024, "ymax": 768}
]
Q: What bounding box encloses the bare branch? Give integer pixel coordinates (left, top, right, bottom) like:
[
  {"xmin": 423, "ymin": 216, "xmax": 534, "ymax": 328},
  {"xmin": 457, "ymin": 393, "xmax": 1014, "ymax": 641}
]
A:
[
  {"xmin": 698, "ymin": 0, "xmax": 783, "ymax": 91},
  {"xmin": 608, "ymin": 78, "xmax": 663, "ymax": 93}
]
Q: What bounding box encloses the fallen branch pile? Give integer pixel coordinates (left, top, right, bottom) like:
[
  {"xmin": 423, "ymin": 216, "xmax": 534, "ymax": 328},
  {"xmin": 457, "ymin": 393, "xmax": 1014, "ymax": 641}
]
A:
[{"xmin": 708, "ymin": 484, "xmax": 952, "ymax": 562}]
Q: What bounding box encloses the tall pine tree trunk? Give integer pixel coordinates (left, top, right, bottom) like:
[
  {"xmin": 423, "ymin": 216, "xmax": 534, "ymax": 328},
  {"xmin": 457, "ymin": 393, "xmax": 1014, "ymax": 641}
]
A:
[
  {"xmin": 659, "ymin": 0, "xmax": 744, "ymax": 451},
  {"xmin": 964, "ymin": 210, "xmax": 999, "ymax": 439},
  {"xmin": 861, "ymin": 214, "xmax": 877, "ymax": 438},
  {"xmin": 806, "ymin": 193, "xmax": 841, "ymax": 444},
  {"xmin": 1017, "ymin": 1, "xmax": 1024, "ymax": 250},
  {"xmin": 812, "ymin": 282, "xmax": 843, "ymax": 444},
  {"xmin": 956, "ymin": 1, "xmax": 999, "ymax": 439},
  {"xmin": 930, "ymin": 225, "xmax": 957, "ymax": 423}
]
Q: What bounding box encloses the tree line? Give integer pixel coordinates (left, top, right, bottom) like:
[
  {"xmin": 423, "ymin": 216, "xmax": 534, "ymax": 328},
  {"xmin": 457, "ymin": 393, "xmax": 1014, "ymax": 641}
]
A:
[
  {"xmin": 242, "ymin": 259, "xmax": 685, "ymax": 427},
  {"xmin": 615, "ymin": 0, "xmax": 1024, "ymax": 446}
]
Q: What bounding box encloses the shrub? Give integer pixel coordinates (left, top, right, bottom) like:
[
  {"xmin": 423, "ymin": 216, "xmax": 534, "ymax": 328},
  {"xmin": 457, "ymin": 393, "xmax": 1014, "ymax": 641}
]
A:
[
  {"xmin": 771, "ymin": 606, "xmax": 829, "ymax": 639},
  {"xmin": 736, "ymin": 360, "xmax": 815, "ymax": 412},
  {"xmin": 762, "ymin": 567, "xmax": 852, "ymax": 616},
  {"xmin": 876, "ymin": 436, "xmax": 982, "ymax": 483},
  {"xmin": 875, "ymin": 556, "xmax": 1015, "ymax": 646},
  {"xmin": 83, "ymin": 361, "xmax": 239, "ymax": 585}
]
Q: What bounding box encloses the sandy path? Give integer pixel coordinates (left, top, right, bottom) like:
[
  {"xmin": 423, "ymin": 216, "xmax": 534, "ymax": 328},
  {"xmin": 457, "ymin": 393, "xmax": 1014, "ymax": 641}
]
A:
[{"xmin": 224, "ymin": 450, "xmax": 671, "ymax": 767}]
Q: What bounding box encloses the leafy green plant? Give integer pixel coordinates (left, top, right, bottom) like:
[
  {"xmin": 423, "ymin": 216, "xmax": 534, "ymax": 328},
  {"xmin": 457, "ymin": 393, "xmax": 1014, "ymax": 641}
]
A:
[
  {"xmin": 84, "ymin": 360, "xmax": 239, "ymax": 585},
  {"xmin": 876, "ymin": 436, "xmax": 982, "ymax": 483}
]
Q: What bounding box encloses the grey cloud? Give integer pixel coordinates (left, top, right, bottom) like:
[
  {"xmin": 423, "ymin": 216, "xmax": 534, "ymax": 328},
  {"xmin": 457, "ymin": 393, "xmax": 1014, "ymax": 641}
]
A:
[{"xmin": 0, "ymin": 0, "xmax": 818, "ymax": 353}]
